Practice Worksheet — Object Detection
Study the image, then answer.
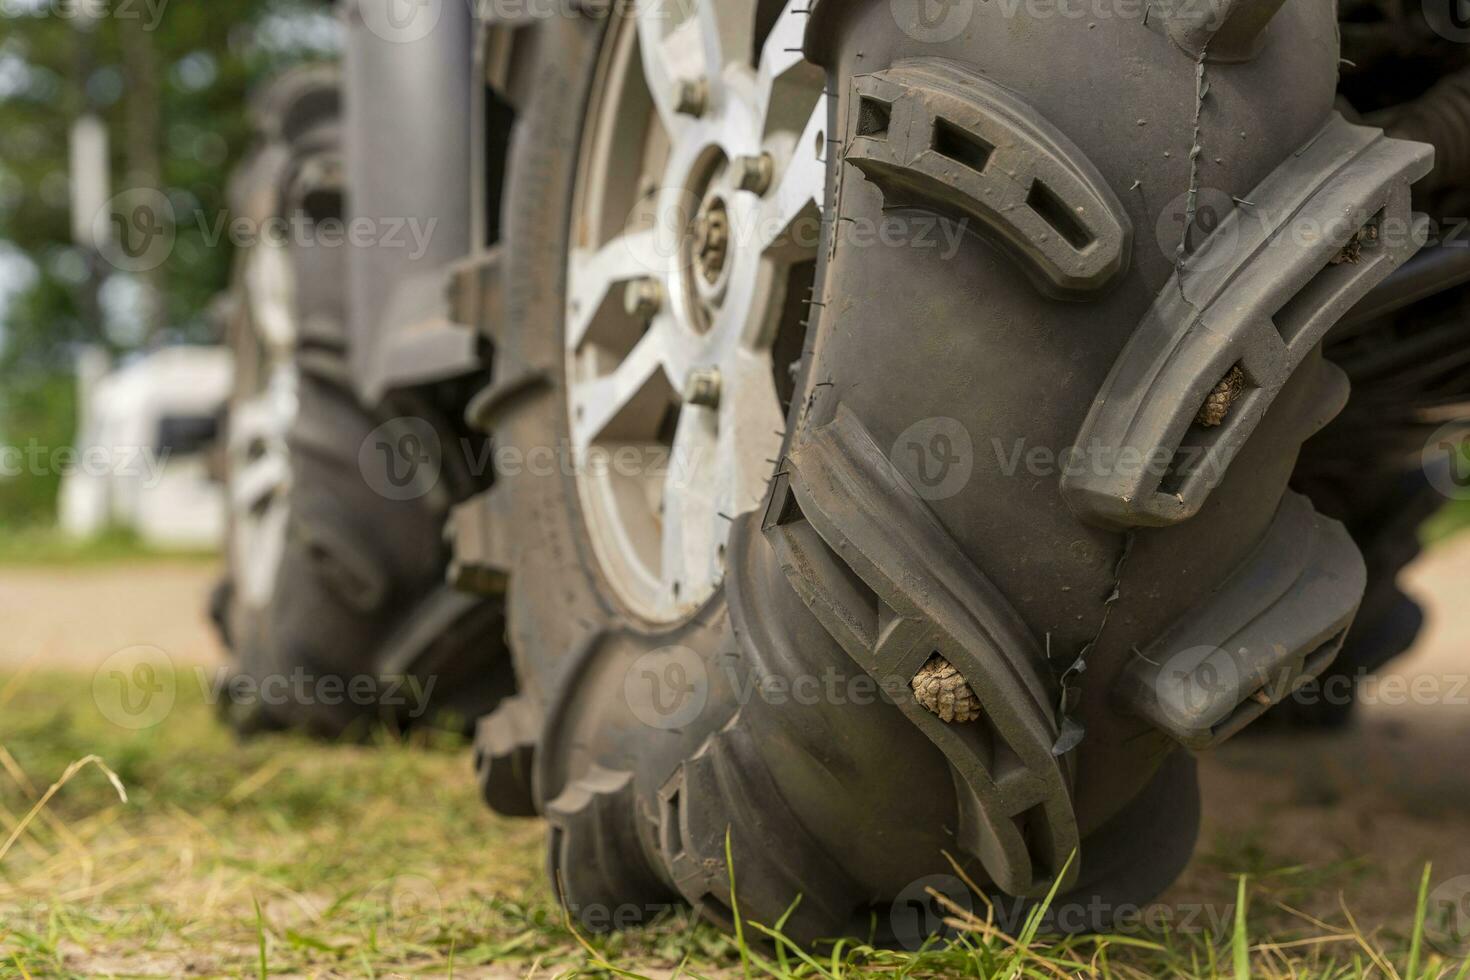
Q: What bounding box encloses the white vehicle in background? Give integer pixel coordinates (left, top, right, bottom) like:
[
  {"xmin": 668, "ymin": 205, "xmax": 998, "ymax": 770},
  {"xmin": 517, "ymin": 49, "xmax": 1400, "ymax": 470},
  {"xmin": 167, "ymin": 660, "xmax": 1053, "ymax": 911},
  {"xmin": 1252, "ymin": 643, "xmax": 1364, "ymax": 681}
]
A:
[{"xmin": 59, "ymin": 345, "xmax": 232, "ymax": 550}]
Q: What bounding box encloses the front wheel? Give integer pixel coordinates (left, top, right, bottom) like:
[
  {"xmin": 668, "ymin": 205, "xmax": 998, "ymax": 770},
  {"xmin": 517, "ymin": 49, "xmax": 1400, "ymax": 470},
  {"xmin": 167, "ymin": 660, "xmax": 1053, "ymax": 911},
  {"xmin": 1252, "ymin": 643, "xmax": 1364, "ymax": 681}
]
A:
[{"xmin": 477, "ymin": 0, "xmax": 1432, "ymax": 940}]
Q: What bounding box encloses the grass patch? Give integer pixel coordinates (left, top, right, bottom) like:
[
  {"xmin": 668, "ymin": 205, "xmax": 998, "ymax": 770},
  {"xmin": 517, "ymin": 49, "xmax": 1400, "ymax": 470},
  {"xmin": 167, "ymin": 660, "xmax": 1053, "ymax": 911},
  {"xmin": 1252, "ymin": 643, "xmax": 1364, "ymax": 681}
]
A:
[
  {"xmin": 1424, "ymin": 498, "xmax": 1470, "ymax": 547},
  {"xmin": 0, "ymin": 526, "xmax": 218, "ymax": 567},
  {"xmin": 0, "ymin": 671, "xmax": 1464, "ymax": 977}
]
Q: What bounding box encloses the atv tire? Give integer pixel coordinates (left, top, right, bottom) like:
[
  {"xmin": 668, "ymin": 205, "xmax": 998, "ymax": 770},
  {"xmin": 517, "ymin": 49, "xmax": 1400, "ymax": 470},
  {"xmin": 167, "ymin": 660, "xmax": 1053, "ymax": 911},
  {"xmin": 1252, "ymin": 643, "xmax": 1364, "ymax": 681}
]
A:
[
  {"xmin": 217, "ymin": 68, "xmax": 510, "ymax": 738},
  {"xmin": 478, "ymin": 0, "xmax": 1433, "ymax": 940}
]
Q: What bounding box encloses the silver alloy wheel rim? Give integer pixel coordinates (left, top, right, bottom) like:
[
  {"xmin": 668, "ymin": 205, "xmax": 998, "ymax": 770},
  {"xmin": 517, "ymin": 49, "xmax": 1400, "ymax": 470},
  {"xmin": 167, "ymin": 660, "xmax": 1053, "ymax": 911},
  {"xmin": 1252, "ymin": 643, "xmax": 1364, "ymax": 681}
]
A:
[
  {"xmin": 230, "ymin": 242, "xmax": 298, "ymax": 611},
  {"xmin": 566, "ymin": 0, "xmax": 827, "ymax": 624}
]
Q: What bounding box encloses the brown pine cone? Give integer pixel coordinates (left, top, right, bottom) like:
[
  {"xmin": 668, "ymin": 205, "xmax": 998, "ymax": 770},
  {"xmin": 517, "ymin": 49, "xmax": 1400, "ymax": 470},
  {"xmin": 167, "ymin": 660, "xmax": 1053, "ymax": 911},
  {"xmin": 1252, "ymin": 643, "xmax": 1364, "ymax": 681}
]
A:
[{"xmin": 911, "ymin": 654, "xmax": 982, "ymax": 724}]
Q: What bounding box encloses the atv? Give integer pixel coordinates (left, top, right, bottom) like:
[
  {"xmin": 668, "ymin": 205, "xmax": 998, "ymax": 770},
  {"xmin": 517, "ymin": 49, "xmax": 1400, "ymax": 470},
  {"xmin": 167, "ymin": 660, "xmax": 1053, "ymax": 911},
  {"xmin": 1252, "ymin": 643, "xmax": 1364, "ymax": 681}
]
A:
[{"xmin": 215, "ymin": 0, "xmax": 1470, "ymax": 942}]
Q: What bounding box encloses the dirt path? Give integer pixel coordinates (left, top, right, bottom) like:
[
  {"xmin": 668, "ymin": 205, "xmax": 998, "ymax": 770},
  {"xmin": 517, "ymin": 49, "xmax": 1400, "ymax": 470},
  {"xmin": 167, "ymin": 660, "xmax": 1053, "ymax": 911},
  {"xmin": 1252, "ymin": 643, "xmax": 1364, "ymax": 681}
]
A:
[
  {"xmin": 0, "ymin": 561, "xmax": 225, "ymax": 672},
  {"xmin": 1169, "ymin": 537, "xmax": 1470, "ymax": 936}
]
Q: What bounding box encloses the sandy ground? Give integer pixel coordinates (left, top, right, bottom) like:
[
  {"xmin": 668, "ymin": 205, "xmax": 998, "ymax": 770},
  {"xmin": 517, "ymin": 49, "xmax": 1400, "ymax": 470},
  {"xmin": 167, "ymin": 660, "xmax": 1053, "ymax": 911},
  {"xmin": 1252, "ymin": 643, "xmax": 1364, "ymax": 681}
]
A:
[
  {"xmin": 1169, "ymin": 536, "xmax": 1470, "ymax": 933},
  {"xmin": 0, "ymin": 561, "xmax": 226, "ymax": 673},
  {"xmin": 0, "ymin": 542, "xmax": 1466, "ymax": 943}
]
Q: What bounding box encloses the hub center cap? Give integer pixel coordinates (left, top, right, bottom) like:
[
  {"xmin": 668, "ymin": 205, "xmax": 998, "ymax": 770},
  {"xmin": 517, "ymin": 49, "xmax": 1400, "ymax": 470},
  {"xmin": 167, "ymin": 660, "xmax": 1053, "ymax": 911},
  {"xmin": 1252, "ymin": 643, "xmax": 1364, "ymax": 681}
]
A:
[{"xmin": 693, "ymin": 196, "xmax": 730, "ymax": 287}]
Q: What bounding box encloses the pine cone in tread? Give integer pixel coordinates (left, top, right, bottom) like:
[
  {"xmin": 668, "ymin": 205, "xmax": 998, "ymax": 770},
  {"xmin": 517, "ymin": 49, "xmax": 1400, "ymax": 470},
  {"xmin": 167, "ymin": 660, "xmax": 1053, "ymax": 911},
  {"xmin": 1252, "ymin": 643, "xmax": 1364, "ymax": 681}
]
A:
[
  {"xmin": 911, "ymin": 654, "xmax": 982, "ymax": 723},
  {"xmin": 1196, "ymin": 365, "xmax": 1246, "ymax": 427}
]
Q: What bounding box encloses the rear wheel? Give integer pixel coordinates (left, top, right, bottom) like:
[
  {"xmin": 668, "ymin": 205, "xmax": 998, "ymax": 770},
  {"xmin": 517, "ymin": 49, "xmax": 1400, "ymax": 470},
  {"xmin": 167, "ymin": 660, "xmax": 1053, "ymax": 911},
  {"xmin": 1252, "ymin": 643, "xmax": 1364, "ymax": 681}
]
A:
[
  {"xmin": 218, "ymin": 68, "xmax": 510, "ymax": 737},
  {"xmin": 481, "ymin": 0, "xmax": 1433, "ymax": 939}
]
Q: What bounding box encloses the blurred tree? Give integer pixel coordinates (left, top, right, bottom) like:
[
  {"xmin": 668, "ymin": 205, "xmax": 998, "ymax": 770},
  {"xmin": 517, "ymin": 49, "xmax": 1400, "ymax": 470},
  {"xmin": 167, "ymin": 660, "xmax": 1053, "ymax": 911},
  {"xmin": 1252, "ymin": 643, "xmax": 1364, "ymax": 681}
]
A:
[{"xmin": 0, "ymin": 0, "xmax": 337, "ymax": 524}]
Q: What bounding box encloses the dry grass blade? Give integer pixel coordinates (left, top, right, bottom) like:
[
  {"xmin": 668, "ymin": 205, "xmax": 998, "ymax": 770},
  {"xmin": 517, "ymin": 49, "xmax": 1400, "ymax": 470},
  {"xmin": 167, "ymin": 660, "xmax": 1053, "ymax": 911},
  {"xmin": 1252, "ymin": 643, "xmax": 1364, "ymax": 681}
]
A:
[
  {"xmin": 1340, "ymin": 893, "xmax": 1400, "ymax": 980},
  {"xmin": 0, "ymin": 755, "xmax": 127, "ymax": 866}
]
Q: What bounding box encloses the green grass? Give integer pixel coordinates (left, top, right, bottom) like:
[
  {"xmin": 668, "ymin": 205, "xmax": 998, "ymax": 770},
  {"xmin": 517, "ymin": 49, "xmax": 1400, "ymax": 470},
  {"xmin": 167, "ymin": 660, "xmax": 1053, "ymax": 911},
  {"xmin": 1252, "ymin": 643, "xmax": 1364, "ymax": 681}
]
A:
[
  {"xmin": 1424, "ymin": 498, "xmax": 1470, "ymax": 547},
  {"xmin": 0, "ymin": 671, "xmax": 1465, "ymax": 978},
  {"xmin": 0, "ymin": 525, "xmax": 218, "ymax": 567}
]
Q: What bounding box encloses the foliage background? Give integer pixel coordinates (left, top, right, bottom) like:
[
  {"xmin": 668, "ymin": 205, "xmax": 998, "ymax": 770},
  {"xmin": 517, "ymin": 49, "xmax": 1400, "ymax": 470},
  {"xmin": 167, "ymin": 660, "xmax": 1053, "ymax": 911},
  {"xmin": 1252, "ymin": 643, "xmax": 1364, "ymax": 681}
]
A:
[{"xmin": 0, "ymin": 0, "xmax": 335, "ymax": 526}]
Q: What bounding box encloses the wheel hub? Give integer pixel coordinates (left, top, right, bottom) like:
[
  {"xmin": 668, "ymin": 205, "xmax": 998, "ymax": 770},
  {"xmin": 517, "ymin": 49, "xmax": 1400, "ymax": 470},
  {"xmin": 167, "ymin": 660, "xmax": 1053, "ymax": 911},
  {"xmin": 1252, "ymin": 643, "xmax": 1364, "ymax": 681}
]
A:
[
  {"xmin": 693, "ymin": 196, "xmax": 730, "ymax": 287},
  {"xmin": 564, "ymin": 3, "xmax": 828, "ymax": 624}
]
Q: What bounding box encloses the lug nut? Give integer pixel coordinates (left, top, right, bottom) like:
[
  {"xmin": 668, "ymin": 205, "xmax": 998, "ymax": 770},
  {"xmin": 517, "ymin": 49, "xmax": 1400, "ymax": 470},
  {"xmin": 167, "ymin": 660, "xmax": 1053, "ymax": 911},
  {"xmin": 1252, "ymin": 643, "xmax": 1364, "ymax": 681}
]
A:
[
  {"xmin": 623, "ymin": 278, "xmax": 663, "ymax": 319},
  {"xmin": 733, "ymin": 153, "xmax": 774, "ymax": 195},
  {"xmin": 675, "ymin": 79, "xmax": 709, "ymax": 117},
  {"xmin": 685, "ymin": 368, "xmax": 722, "ymax": 410}
]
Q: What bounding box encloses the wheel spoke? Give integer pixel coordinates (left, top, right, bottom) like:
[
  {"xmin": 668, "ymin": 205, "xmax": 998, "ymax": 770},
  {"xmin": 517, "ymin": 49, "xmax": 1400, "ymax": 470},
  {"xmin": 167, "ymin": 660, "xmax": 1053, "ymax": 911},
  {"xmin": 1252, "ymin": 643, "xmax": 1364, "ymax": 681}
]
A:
[
  {"xmin": 567, "ymin": 228, "xmax": 674, "ymax": 351},
  {"xmin": 231, "ymin": 452, "xmax": 289, "ymax": 514},
  {"xmin": 237, "ymin": 494, "xmax": 289, "ymax": 608},
  {"xmin": 638, "ymin": 7, "xmax": 702, "ymax": 137},
  {"xmin": 245, "ymin": 244, "xmax": 296, "ymax": 351},
  {"xmin": 570, "ymin": 326, "xmax": 675, "ymax": 452},
  {"xmin": 756, "ymin": 94, "xmax": 829, "ymax": 256},
  {"xmin": 757, "ymin": 2, "xmax": 815, "ymax": 102},
  {"xmin": 757, "ymin": 3, "xmax": 825, "ymax": 135},
  {"xmin": 660, "ymin": 407, "xmax": 720, "ymax": 597},
  {"xmin": 691, "ymin": 0, "xmax": 758, "ymax": 90},
  {"xmin": 720, "ymin": 352, "xmax": 787, "ymax": 516}
]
